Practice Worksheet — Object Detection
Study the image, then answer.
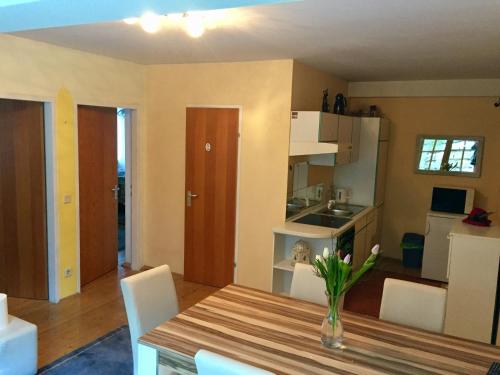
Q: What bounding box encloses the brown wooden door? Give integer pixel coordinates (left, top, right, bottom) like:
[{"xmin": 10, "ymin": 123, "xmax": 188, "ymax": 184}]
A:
[
  {"xmin": 78, "ymin": 105, "xmax": 118, "ymax": 286},
  {"xmin": 184, "ymin": 108, "xmax": 239, "ymax": 287},
  {"xmin": 0, "ymin": 99, "xmax": 48, "ymax": 299}
]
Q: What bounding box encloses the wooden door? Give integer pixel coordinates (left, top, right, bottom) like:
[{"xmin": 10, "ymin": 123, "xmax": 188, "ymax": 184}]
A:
[
  {"xmin": 0, "ymin": 99, "xmax": 48, "ymax": 299},
  {"xmin": 78, "ymin": 105, "xmax": 118, "ymax": 286},
  {"xmin": 184, "ymin": 108, "xmax": 239, "ymax": 287}
]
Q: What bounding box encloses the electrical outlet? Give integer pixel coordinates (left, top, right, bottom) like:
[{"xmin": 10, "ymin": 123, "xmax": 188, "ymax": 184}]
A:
[{"xmin": 64, "ymin": 268, "xmax": 73, "ymax": 278}]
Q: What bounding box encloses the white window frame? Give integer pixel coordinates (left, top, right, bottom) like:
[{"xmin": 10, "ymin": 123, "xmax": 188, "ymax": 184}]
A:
[{"xmin": 415, "ymin": 135, "xmax": 484, "ymax": 178}]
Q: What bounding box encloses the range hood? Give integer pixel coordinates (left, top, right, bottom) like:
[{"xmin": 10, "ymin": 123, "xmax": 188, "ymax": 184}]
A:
[
  {"xmin": 289, "ymin": 111, "xmax": 339, "ymax": 156},
  {"xmin": 289, "ymin": 141, "xmax": 338, "ymax": 156}
]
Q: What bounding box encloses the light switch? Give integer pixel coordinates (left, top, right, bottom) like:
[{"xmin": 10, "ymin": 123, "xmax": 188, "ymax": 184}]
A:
[{"xmin": 63, "ymin": 195, "xmax": 72, "ymax": 204}]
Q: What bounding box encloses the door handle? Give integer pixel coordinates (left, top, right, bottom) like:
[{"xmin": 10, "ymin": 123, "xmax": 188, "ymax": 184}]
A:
[
  {"xmin": 112, "ymin": 185, "xmax": 120, "ymax": 200},
  {"xmin": 186, "ymin": 190, "xmax": 198, "ymax": 207}
]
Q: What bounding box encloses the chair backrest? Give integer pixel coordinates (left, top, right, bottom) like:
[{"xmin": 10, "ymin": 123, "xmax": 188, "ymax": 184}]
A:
[
  {"xmin": 379, "ymin": 278, "xmax": 447, "ymax": 333},
  {"xmin": 121, "ymin": 265, "xmax": 179, "ymax": 375},
  {"xmin": 289, "ymin": 263, "xmax": 327, "ymax": 306},
  {"xmin": 195, "ymin": 350, "xmax": 275, "ymax": 375}
]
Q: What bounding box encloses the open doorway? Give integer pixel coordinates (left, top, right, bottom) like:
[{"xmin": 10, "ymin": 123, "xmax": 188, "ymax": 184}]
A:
[{"xmin": 117, "ymin": 108, "xmax": 131, "ymax": 267}]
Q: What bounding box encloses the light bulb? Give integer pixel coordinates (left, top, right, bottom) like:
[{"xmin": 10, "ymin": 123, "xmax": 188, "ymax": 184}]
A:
[
  {"xmin": 123, "ymin": 17, "xmax": 138, "ymax": 25},
  {"xmin": 139, "ymin": 12, "xmax": 162, "ymax": 33},
  {"xmin": 185, "ymin": 14, "xmax": 205, "ymax": 38}
]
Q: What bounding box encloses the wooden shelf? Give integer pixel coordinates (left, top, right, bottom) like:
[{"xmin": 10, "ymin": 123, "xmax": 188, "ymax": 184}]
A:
[{"xmin": 273, "ymin": 259, "xmax": 295, "ymax": 272}]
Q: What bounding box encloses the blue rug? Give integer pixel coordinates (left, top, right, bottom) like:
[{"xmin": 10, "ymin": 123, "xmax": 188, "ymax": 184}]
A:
[{"xmin": 38, "ymin": 326, "xmax": 133, "ymax": 374}]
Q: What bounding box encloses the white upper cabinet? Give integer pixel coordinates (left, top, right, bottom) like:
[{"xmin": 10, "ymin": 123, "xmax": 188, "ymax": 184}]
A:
[
  {"xmin": 289, "ymin": 111, "xmax": 360, "ymax": 161},
  {"xmin": 289, "ymin": 112, "xmax": 338, "ymax": 156}
]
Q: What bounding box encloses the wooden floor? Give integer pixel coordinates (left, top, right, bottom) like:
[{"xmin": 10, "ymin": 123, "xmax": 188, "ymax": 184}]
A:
[{"xmin": 7, "ymin": 265, "xmax": 218, "ymax": 369}]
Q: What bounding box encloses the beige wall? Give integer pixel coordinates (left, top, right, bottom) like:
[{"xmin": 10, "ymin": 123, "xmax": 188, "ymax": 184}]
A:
[
  {"xmin": 291, "ymin": 61, "xmax": 348, "ymax": 111},
  {"xmin": 350, "ymin": 97, "xmax": 500, "ymax": 259},
  {"xmin": 143, "ymin": 60, "xmax": 293, "ymax": 291},
  {"xmin": 0, "ymin": 34, "xmax": 145, "ymax": 298}
]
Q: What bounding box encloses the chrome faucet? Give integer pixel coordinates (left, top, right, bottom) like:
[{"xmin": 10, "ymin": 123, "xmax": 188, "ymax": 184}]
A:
[{"xmin": 327, "ymin": 199, "xmax": 336, "ymax": 210}]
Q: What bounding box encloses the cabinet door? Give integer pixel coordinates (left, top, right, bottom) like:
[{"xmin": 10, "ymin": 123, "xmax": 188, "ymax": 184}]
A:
[
  {"xmin": 350, "ymin": 117, "xmax": 361, "ymax": 163},
  {"xmin": 375, "ymin": 205, "xmax": 383, "ymax": 245},
  {"xmin": 338, "ymin": 115, "xmax": 353, "ymax": 151},
  {"xmin": 365, "ymin": 219, "xmax": 377, "ymax": 258},
  {"xmin": 353, "ymin": 228, "xmax": 367, "ymax": 269},
  {"xmin": 375, "ymin": 141, "xmax": 388, "ymax": 206},
  {"xmin": 318, "ymin": 113, "xmax": 338, "ymax": 142},
  {"xmin": 335, "ymin": 116, "xmax": 353, "ymax": 165}
]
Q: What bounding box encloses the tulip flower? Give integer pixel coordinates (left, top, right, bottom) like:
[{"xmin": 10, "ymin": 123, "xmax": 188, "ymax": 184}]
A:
[
  {"xmin": 315, "ymin": 254, "xmax": 322, "ymax": 261},
  {"xmin": 343, "ymin": 254, "xmax": 351, "ymax": 264},
  {"xmin": 323, "ymin": 247, "xmax": 329, "ymax": 259},
  {"xmin": 371, "ymin": 244, "xmax": 380, "ymax": 255}
]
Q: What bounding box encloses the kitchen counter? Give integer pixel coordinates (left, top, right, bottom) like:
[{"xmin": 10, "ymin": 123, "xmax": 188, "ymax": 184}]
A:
[
  {"xmin": 273, "ymin": 205, "xmax": 375, "ymax": 239},
  {"xmin": 450, "ymin": 215, "xmax": 500, "ymax": 239}
]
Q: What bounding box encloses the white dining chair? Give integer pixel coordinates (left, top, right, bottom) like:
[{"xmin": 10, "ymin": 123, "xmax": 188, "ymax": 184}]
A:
[
  {"xmin": 0, "ymin": 315, "xmax": 37, "ymax": 375},
  {"xmin": 379, "ymin": 278, "xmax": 447, "ymax": 333},
  {"xmin": 195, "ymin": 350, "xmax": 275, "ymax": 375},
  {"xmin": 290, "ymin": 263, "xmax": 328, "ymax": 306},
  {"xmin": 121, "ymin": 265, "xmax": 179, "ymax": 375}
]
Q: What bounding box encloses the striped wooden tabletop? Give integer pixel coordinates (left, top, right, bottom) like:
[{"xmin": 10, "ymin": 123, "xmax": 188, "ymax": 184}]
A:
[{"xmin": 140, "ymin": 284, "xmax": 500, "ymax": 374}]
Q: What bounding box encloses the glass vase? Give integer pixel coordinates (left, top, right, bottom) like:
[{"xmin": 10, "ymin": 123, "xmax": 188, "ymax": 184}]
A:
[{"xmin": 321, "ymin": 297, "xmax": 344, "ymax": 348}]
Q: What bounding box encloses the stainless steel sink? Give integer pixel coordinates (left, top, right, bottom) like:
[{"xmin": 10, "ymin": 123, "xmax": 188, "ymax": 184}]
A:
[{"xmin": 319, "ymin": 208, "xmax": 353, "ymax": 217}]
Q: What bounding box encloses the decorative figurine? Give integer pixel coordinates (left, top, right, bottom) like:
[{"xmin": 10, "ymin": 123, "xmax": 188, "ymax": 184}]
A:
[
  {"xmin": 322, "ymin": 89, "xmax": 329, "ymax": 112},
  {"xmin": 291, "ymin": 240, "xmax": 312, "ymax": 266}
]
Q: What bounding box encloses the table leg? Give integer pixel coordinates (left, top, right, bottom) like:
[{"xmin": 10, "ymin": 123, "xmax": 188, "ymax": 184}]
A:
[{"xmin": 138, "ymin": 343, "xmax": 158, "ymax": 375}]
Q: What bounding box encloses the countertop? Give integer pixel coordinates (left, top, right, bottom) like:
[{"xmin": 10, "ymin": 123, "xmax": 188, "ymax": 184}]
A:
[
  {"xmin": 273, "ymin": 204, "xmax": 374, "ymax": 239},
  {"xmin": 450, "ymin": 215, "xmax": 500, "ymax": 240}
]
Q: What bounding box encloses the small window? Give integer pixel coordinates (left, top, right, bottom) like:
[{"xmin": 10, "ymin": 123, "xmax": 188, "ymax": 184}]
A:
[{"xmin": 415, "ymin": 135, "xmax": 483, "ymax": 177}]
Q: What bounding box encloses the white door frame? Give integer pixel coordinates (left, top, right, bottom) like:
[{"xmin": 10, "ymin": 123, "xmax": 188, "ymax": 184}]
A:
[
  {"xmin": 186, "ymin": 105, "xmax": 242, "ymax": 283},
  {"xmin": 74, "ymin": 101, "xmax": 142, "ymax": 292}
]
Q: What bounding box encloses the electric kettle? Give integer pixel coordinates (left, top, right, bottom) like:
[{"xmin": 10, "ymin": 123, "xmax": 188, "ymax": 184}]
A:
[{"xmin": 333, "ymin": 93, "xmax": 347, "ymax": 115}]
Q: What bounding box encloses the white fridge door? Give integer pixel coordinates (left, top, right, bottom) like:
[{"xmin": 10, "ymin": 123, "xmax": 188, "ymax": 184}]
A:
[{"xmin": 421, "ymin": 214, "xmax": 457, "ymax": 282}]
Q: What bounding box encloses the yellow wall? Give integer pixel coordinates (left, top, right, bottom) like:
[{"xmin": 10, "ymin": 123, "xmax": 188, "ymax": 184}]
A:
[
  {"xmin": 291, "ymin": 61, "xmax": 348, "ymax": 111},
  {"xmin": 350, "ymin": 97, "xmax": 500, "ymax": 259},
  {"xmin": 55, "ymin": 89, "xmax": 79, "ymax": 297},
  {"xmin": 0, "ymin": 34, "xmax": 145, "ymax": 298},
  {"xmin": 143, "ymin": 60, "xmax": 293, "ymax": 291}
]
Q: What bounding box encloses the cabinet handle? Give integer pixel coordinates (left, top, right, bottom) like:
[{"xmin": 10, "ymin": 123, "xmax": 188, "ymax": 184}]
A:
[{"xmin": 425, "ymin": 222, "xmax": 430, "ymax": 235}]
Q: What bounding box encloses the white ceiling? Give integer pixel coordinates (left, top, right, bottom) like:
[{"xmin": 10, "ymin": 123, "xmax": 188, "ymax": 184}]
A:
[{"xmin": 11, "ymin": 0, "xmax": 500, "ymax": 81}]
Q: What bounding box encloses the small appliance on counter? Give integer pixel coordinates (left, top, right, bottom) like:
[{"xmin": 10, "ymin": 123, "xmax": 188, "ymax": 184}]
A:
[
  {"xmin": 333, "ymin": 93, "xmax": 347, "ymax": 115},
  {"xmin": 431, "ymin": 186, "xmax": 475, "ymax": 214},
  {"xmin": 335, "ymin": 188, "xmax": 349, "ymax": 204}
]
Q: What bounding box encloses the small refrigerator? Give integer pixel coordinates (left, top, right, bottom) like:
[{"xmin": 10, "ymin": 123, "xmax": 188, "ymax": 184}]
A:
[{"xmin": 421, "ymin": 211, "xmax": 465, "ymax": 282}]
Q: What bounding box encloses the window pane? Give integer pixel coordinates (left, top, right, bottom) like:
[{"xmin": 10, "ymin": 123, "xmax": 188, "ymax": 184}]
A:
[
  {"xmin": 465, "ymin": 140, "xmax": 477, "ymax": 150},
  {"xmin": 422, "ymin": 139, "xmax": 435, "ymax": 151},
  {"xmin": 419, "ymin": 152, "xmax": 432, "ymax": 170},
  {"xmin": 434, "ymin": 139, "xmax": 448, "ymax": 151},
  {"xmin": 452, "ymin": 140, "xmax": 466, "ymax": 150},
  {"xmin": 449, "ymin": 150, "xmax": 463, "ymax": 160},
  {"xmin": 429, "ymin": 151, "xmax": 444, "ymax": 170},
  {"xmin": 461, "ymin": 159, "xmax": 475, "ymax": 172}
]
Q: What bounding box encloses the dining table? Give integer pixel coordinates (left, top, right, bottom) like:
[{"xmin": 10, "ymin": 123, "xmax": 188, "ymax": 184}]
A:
[{"xmin": 138, "ymin": 284, "xmax": 500, "ymax": 374}]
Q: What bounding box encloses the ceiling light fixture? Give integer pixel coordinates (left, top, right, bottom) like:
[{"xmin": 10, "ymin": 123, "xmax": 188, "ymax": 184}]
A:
[
  {"xmin": 139, "ymin": 12, "xmax": 162, "ymax": 33},
  {"xmin": 123, "ymin": 17, "xmax": 138, "ymax": 25},
  {"xmin": 184, "ymin": 13, "xmax": 205, "ymax": 38},
  {"xmin": 123, "ymin": 8, "xmax": 238, "ymax": 37}
]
